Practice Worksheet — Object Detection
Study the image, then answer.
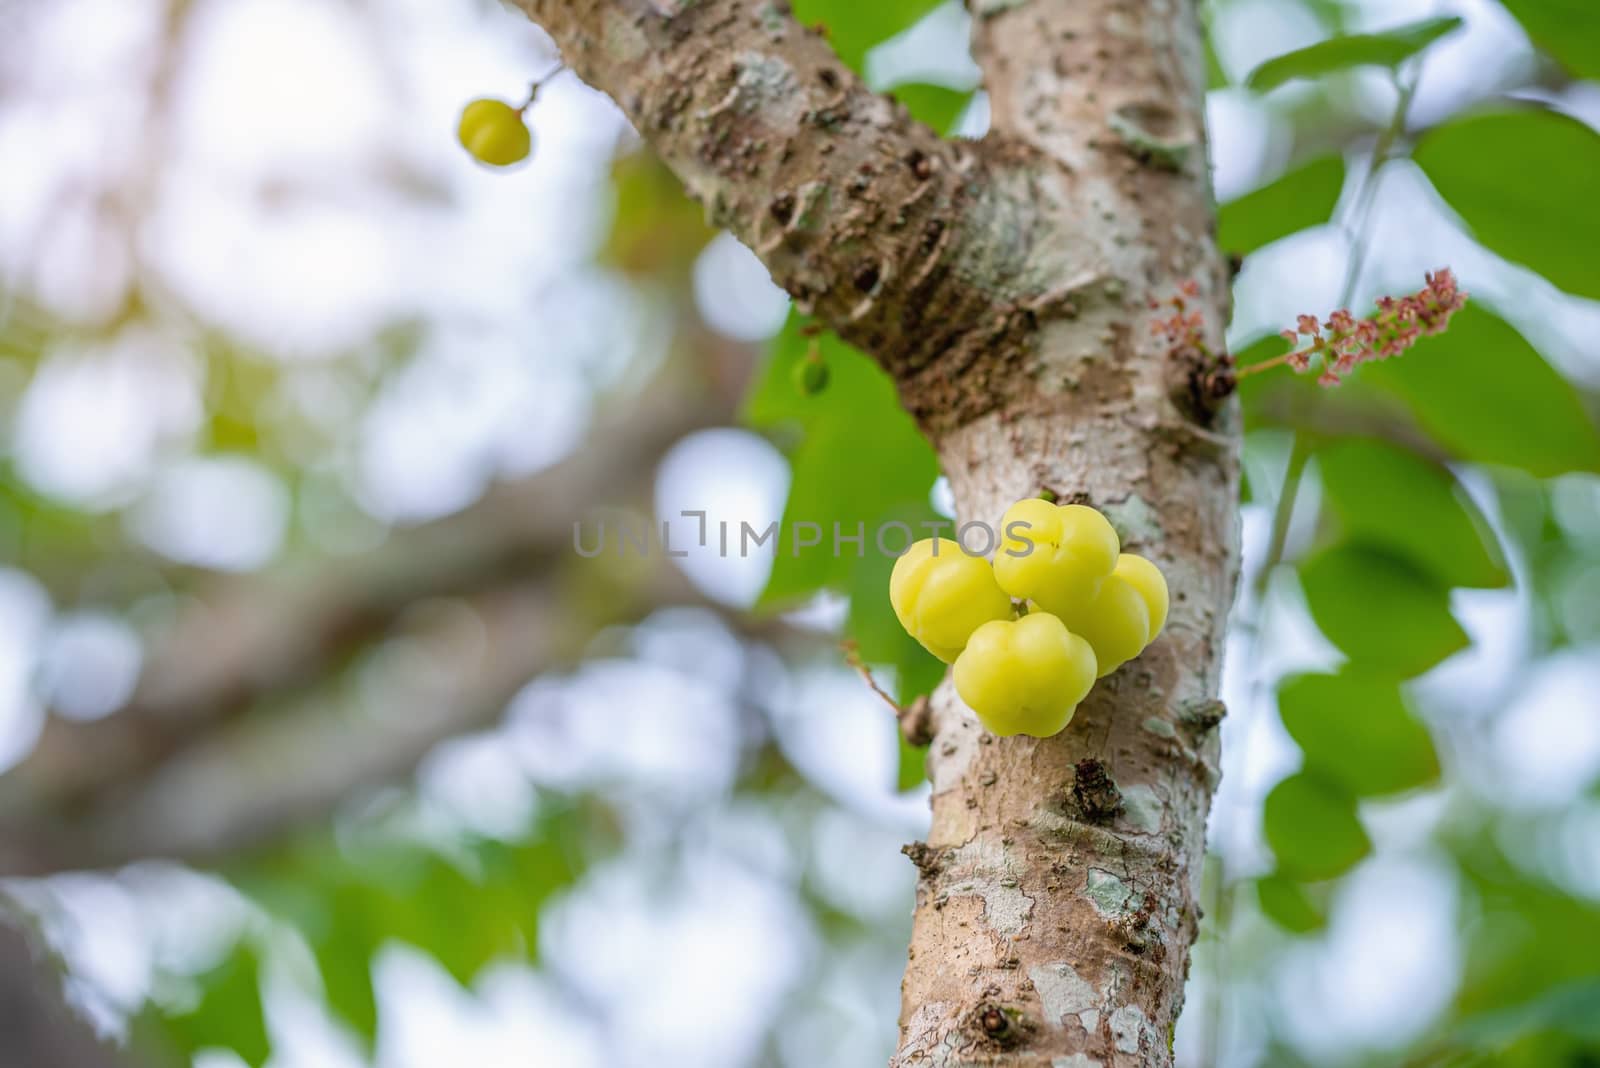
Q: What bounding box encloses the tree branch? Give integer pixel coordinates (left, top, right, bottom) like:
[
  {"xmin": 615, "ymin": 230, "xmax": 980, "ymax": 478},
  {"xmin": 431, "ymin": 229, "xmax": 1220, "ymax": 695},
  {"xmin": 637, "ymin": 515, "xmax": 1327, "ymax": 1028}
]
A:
[
  {"xmin": 0, "ymin": 573, "xmax": 562, "ymax": 874},
  {"xmin": 0, "ymin": 567, "xmax": 814, "ymax": 876},
  {"xmin": 0, "ymin": 385, "xmax": 720, "ymax": 833},
  {"xmin": 511, "ymin": 2, "xmax": 1238, "ymax": 1064},
  {"xmin": 512, "ymin": 0, "xmax": 1057, "ymax": 428}
]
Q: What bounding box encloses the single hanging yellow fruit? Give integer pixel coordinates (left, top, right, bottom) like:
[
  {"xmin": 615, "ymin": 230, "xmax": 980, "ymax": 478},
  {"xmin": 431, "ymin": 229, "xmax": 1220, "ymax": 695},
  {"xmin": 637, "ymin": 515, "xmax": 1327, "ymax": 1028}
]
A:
[
  {"xmin": 889, "ymin": 538, "xmax": 1013, "ymax": 663},
  {"xmin": 992, "ymin": 498, "xmax": 1120, "ymax": 615},
  {"xmin": 458, "ymin": 98, "xmax": 532, "ymax": 167},
  {"xmin": 953, "ymin": 612, "xmax": 1098, "ymax": 737}
]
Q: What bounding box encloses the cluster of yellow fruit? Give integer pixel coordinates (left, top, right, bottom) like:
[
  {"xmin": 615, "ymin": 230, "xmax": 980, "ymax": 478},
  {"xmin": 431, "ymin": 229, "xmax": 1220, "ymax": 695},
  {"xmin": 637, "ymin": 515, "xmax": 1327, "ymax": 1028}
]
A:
[{"xmin": 889, "ymin": 499, "xmax": 1169, "ymax": 738}]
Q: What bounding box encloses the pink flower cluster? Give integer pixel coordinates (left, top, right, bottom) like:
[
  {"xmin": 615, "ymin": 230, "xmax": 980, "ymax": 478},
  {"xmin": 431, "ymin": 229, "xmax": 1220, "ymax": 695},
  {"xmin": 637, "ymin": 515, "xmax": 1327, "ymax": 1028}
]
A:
[
  {"xmin": 1150, "ymin": 278, "xmax": 1208, "ymax": 350},
  {"xmin": 1270, "ymin": 269, "xmax": 1467, "ymax": 387},
  {"xmin": 1150, "ymin": 279, "xmax": 1237, "ymax": 411}
]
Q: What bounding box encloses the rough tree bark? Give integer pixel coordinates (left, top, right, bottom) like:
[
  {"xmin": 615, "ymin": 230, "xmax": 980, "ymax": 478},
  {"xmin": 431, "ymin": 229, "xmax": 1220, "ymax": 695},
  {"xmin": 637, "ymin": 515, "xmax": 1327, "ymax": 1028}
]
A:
[{"xmin": 510, "ymin": 1, "xmax": 1238, "ymax": 1065}]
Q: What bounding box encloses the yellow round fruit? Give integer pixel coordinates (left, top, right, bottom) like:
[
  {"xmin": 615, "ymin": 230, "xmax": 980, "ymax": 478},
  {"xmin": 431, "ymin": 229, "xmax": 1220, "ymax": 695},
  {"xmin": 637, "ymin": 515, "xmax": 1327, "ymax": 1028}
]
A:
[
  {"xmin": 889, "ymin": 538, "xmax": 1013, "ymax": 663},
  {"xmin": 1054, "ymin": 571, "xmax": 1150, "ymax": 678},
  {"xmin": 1113, "ymin": 553, "xmax": 1168, "ymax": 638},
  {"xmin": 458, "ymin": 98, "xmax": 532, "ymax": 168},
  {"xmin": 992, "ymin": 499, "xmax": 1120, "ymax": 615},
  {"xmin": 953, "ymin": 612, "xmax": 1098, "ymax": 737}
]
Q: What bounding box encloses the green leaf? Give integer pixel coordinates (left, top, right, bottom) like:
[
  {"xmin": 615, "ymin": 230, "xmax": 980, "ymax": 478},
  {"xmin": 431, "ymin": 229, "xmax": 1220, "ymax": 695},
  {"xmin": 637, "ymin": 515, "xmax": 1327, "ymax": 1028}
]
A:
[
  {"xmin": 746, "ymin": 315, "xmax": 940, "ymax": 606},
  {"xmin": 887, "ymin": 82, "xmax": 975, "ymax": 135},
  {"xmin": 789, "ymin": 0, "xmax": 945, "ymax": 72},
  {"xmin": 383, "ymin": 855, "xmax": 511, "ymax": 987},
  {"xmin": 1203, "ymin": 24, "xmax": 1229, "ymax": 89},
  {"xmin": 1498, "ymin": 0, "xmax": 1600, "ymax": 81},
  {"xmin": 1278, "ymin": 670, "xmax": 1440, "ymax": 796},
  {"xmin": 1455, "ymin": 979, "xmax": 1600, "ymax": 1047},
  {"xmin": 897, "ymin": 732, "xmax": 929, "ymax": 792},
  {"xmin": 1218, "ymin": 156, "xmax": 1345, "ymax": 255},
  {"xmin": 163, "ymin": 945, "xmax": 271, "ymax": 1068},
  {"xmin": 313, "ymin": 883, "xmax": 380, "ymax": 1044},
  {"xmin": 1256, "ymin": 874, "xmax": 1327, "ymax": 933},
  {"xmin": 845, "ymin": 515, "xmax": 947, "ymax": 704},
  {"xmin": 1316, "ymin": 437, "xmax": 1508, "ymax": 589},
  {"xmin": 602, "ymin": 151, "xmax": 715, "ymax": 277},
  {"xmin": 841, "ymin": 524, "xmax": 942, "ymax": 787},
  {"xmin": 1263, "ymin": 773, "xmax": 1371, "ymax": 880},
  {"xmin": 1299, "ymin": 545, "xmax": 1469, "ymax": 677},
  {"xmin": 1454, "ymin": 843, "xmax": 1600, "ymax": 1016},
  {"xmin": 747, "ymin": 319, "xmax": 943, "ymax": 706},
  {"xmin": 1360, "ymin": 304, "xmax": 1600, "ymax": 477},
  {"xmin": 371, "ymin": 832, "xmax": 581, "ymax": 987},
  {"xmin": 242, "ymin": 810, "xmax": 590, "ymax": 1046},
  {"xmin": 1414, "ymin": 108, "xmax": 1600, "ymax": 301},
  {"xmin": 1246, "ymin": 16, "xmax": 1463, "ymax": 89},
  {"xmin": 745, "ymin": 319, "xmax": 934, "ymax": 700}
]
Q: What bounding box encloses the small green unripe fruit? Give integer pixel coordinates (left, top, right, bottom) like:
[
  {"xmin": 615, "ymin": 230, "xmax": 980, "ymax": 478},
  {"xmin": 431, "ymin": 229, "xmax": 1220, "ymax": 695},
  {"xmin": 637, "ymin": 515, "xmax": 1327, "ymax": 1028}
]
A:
[
  {"xmin": 458, "ymin": 98, "xmax": 532, "ymax": 168},
  {"xmin": 953, "ymin": 612, "xmax": 1098, "ymax": 737},
  {"xmin": 793, "ymin": 352, "xmax": 829, "ymax": 395},
  {"xmin": 889, "ymin": 538, "xmax": 1013, "ymax": 663}
]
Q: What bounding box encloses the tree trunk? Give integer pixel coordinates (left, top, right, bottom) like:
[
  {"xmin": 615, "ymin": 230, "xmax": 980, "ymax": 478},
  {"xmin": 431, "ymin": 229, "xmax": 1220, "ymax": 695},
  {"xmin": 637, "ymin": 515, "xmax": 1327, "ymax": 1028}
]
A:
[{"xmin": 510, "ymin": 1, "xmax": 1239, "ymax": 1064}]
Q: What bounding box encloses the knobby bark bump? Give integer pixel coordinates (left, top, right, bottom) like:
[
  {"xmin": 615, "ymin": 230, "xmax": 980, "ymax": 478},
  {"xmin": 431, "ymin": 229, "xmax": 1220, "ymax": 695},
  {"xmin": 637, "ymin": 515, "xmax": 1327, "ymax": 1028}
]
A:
[{"xmin": 511, "ymin": 1, "xmax": 1240, "ymax": 1064}]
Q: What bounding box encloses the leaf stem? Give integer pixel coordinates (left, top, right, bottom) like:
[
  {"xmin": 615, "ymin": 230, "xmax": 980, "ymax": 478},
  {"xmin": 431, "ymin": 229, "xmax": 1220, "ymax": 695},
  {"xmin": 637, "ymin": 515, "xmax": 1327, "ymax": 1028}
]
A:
[
  {"xmin": 1339, "ymin": 72, "xmax": 1419, "ymax": 303},
  {"xmin": 1254, "ymin": 67, "xmax": 1418, "ymax": 589},
  {"xmin": 1255, "ymin": 433, "xmax": 1314, "ymax": 598}
]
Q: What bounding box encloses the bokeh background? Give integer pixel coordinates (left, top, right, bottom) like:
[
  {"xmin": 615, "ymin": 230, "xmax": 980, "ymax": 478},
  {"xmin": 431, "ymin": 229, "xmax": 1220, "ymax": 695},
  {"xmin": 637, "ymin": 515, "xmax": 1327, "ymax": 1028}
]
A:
[{"xmin": 1, "ymin": 0, "xmax": 1598, "ymax": 1065}]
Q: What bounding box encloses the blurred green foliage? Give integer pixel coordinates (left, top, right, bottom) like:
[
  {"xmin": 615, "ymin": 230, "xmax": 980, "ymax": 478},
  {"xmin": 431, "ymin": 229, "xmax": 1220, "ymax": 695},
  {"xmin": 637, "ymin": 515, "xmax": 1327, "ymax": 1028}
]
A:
[
  {"xmin": 1415, "ymin": 109, "xmax": 1600, "ymax": 302},
  {"xmin": 746, "ymin": 317, "xmax": 944, "ymax": 711},
  {"xmin": 1300, "ymin": 544, "xmax": 1470, "ymax": 675},
  {"xmin": 4, "ymin": 1, "xmax": 1600, "ymax": 1066},
  {"xmin": 157, "ymin": 945, "xmax": 271, "ymax": 1068},
  {"xmin": 1497, "ymin": 0, "xmax": 1600, "ymax": 82},
  {"xmin": 133, "ymin": 804, "xmax": 603, "ymax": 1066},
  {"xmin": 1278, "ymin": 670, "xmax": 1438, "ymax": 796},
  {"xmin": 789, "ymin": 0, "xmax": 943, "ymax": 72},
  {"xmin": 1245, "ymin": 15, "xmax": 1463, "ymax": 90},
  {"xmin": 1316, "ymin": 438, "xmax": 1508, "ymax": 589},
  {"xmin": 1218, "ymin": 155, "xmax": 1346, "ymax": 256},
  {"xmin": 1254, "ymin": 874, "xmax": 1325, "ymax": 935},
  {"xmin": 1263, "ymin": 773, "xmax": 1372, "ymax": 881},
  {"xmin": 1360, "ymin": 306, "xmax": 1600, "ymax": 477}
]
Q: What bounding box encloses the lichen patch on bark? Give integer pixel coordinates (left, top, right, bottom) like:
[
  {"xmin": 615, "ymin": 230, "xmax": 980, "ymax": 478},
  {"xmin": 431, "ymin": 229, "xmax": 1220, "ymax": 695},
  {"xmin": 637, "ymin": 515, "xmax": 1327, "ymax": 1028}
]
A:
[
  {"xmin": 1109, "ymin": 1004, "xmax": 1158, "ymax": 1055},
  {"xmin": 1030, "ymin": 961, "xmax": 1101, "ymax": 1031},
  {"xmin": 1103, "ymin": 493, "xmax": 1165, "ymax": 547},
  {"xmin": 1084, "ymin": 869, "xmax": 1138, "ymax": 920},
  {"xmin": 944, "ymin": 838, "xmax": 1036, "ymax": 936},
  {"xmin": 1119, "ymin": 784, "xmax": 1165, "ymax": 835}
]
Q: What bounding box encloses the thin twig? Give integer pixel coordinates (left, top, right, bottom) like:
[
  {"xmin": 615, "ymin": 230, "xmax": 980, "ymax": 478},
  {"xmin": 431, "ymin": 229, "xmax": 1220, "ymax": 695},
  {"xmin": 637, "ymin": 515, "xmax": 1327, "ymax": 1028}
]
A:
[
  {"xmin": 841, "ymin": 639, "xmax": 904, "ymax": 714},
  {"xmin": 519, "ymin": 60, "xmax": 567, "ymax": 111},
  {"xmin": 841, "ymin": 640, "xmax": 935, "ymax": 746}
]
